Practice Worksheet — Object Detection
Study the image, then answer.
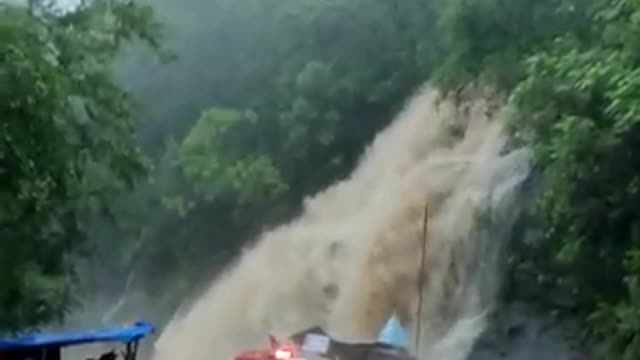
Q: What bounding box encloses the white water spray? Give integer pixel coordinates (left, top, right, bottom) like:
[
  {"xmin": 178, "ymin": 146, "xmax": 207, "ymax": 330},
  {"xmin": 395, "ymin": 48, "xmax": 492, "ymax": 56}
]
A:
[{"xmin": 151, "ymin": 85, "xmax": 532, "ymax": 360}]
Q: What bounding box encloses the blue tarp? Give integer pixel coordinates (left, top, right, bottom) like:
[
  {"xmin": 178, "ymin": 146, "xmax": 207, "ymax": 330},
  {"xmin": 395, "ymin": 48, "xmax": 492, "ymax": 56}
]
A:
[
  {"xmin": 0, "ymin": 321, "xmax": 155, "ymax": 350},
  {"xmin": 377, "ymin": 315, "xmax": 409, "ymax": 349}
]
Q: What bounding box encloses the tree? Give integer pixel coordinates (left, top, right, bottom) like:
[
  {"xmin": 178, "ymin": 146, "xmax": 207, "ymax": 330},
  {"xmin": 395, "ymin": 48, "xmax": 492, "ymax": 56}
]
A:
[
  {"xmin": 509, "ymin": 2, "xmax": 640, "ymax": 357},
  {"xmin": 0, "ymin": 0, "xmax": 164, "ymax": 333},
  {"xmin": 430, "ymin": 0, "xmax": 640, "ymax": 357},
  {"xmin": 64, "ymin": 0, "xmax": 444, "ymax": 330}
]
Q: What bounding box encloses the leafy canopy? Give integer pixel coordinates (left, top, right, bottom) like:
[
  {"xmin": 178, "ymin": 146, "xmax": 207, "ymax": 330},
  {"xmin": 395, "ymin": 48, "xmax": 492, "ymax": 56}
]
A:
[{"xmin": 0, "ymin": 0, "xmax": 163, "ymax": 333}]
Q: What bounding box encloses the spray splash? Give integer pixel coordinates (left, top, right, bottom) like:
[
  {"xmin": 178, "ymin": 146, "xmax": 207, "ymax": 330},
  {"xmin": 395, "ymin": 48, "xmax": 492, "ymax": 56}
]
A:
[{"xmin": 151, "ymin": 85, "xmax": 532, "ymax": 360}]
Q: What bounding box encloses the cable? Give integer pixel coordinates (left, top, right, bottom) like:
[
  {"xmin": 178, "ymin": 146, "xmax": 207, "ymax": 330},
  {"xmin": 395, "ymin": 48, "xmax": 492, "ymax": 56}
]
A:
[{"xmin": 414, "ymin": 200, "xmax": 429, "ymax": 357}]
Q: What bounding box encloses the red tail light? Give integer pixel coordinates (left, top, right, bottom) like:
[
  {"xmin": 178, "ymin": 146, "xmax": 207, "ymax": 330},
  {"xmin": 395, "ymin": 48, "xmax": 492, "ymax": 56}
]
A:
[{"xmin": 274, "ymin": 347, "xmax": 293, "ymax": 360}]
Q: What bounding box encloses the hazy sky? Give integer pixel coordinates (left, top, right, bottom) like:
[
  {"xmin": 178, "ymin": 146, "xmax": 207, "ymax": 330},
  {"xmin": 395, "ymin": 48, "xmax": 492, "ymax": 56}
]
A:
[{"xmin": 2, "ymin": 0, "xmax": 81, "ymax": 11}]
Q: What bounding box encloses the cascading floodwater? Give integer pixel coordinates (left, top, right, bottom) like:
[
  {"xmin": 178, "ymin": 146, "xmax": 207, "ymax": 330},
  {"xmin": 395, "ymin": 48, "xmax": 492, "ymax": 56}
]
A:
[{"xmin": 151, "ymin": 85, "xmax": 532, "ymax": 360}]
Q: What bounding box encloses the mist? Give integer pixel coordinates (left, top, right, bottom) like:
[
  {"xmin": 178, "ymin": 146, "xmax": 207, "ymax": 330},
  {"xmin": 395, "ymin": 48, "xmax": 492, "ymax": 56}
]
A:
[
  {"xmin": 4, "ymin": 0, "xmax": 633, "ymax": 358},
  {"xmin": 60, "ymin": 0, "xmax": 439, "ymax": 335},
  {"xmin": 149, "ymin": 85, "xmax": 531, "ymax": 360}
]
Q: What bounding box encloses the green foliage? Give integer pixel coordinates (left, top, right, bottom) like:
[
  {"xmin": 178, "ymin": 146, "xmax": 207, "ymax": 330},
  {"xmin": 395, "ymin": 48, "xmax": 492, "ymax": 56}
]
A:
[
  {"xmin": 0, "ymin": 0, "xmax": 162, "ymax": 333},
  {"xmin": 511, "ymin": 43, "xmax": 639, "ymax": 297},
  {"xmin": 62, "ymin": 0, "xmax": 445, "ymax": 331},
  {"xmin": 11, "ymin": 1, "xmax": 640, "ymax": 358},
  {"xmin": 179, "ymin": 108, "xmax": 287, "ymax": 210},
  {"xmin": 434, "ymin": 0, "xmax": 590, "ymax": 93},
  {"xmin": 436, "ymin": 0, "xmax": 640, "ymax": 357}
]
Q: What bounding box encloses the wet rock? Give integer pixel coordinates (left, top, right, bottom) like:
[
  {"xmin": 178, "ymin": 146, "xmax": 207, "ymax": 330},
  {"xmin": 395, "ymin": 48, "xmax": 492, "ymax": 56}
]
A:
[{"xmin": 467, "ymin": 301, "xmax": 590, "ymax": 360}]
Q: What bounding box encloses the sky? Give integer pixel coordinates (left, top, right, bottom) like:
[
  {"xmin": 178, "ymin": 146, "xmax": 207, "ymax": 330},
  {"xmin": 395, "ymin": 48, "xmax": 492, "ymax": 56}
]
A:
[{"xmin": 2, "ymin": 0, "xmax": 81, "ymax": 12}]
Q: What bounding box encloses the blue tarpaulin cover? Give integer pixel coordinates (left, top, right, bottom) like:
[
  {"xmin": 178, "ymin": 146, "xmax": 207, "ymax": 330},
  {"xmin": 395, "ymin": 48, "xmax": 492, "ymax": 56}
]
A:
[
  {"xmin": 377, "ymin": 315, "xmax": 409, "ymax": 349},
  {"xmin": 0, "ymin": 321, "xmax": 155, "ymax": 350}
]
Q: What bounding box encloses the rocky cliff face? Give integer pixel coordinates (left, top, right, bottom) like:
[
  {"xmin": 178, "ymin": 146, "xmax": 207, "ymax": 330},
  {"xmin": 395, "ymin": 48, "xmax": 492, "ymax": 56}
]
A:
[
  {"xmin": 465, "ymin": 173, "xmax": 590, "ymax": 360},
  {"xmin": 468, "ymin": 301, "xmax": 589, "ymax": 360}
]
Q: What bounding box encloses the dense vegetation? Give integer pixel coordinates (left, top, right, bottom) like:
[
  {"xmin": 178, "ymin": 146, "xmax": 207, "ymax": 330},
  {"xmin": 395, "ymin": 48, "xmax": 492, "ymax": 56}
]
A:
[
  {"xmin": 0, "ymin": 0, "xmax": 165, "ymax": 332},
  {"xmin": 433, "ymin": 1, "xmax": 640, "ymax": 358},
  {"xmin": 2, "ymin": 0, "xmax": 640, "ymax": 358}
]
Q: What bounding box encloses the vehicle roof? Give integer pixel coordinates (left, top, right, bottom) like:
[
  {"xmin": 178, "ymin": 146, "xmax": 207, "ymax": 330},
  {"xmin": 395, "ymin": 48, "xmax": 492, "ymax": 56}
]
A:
[{"xmin": 0, "ymin": 321, "xmax": 155, "ymax": 351}]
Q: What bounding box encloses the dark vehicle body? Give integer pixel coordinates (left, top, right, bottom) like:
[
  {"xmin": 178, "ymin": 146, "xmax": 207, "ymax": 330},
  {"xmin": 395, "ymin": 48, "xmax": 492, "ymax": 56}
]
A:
[
  {"xmin": 234, "ymin": 326, "xmax": 415, "ymax": 360},
  {"xmin": 289, "ymin": 327, "xmax": 414, "ymax": 360}
]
